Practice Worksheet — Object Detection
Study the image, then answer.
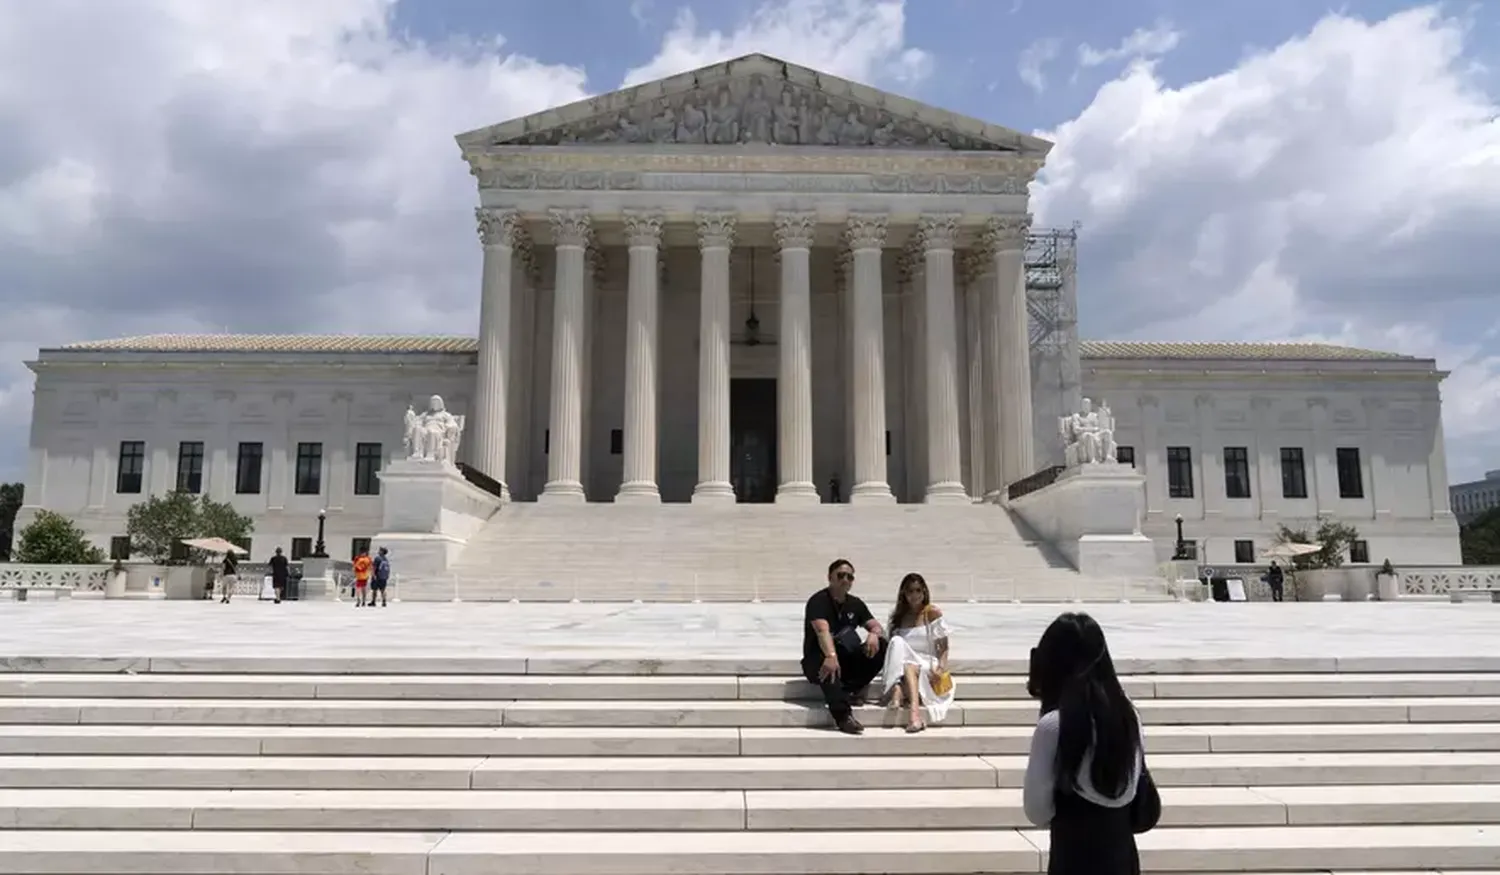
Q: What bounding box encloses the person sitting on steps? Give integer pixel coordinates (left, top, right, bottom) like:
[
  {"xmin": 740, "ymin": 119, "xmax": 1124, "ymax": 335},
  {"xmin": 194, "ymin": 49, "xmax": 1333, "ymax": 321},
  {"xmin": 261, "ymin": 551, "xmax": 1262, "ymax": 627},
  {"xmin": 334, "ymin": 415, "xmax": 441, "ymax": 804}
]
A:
[{"xmin": 801, "ymin": 558, "xmax": 888, "ymax": 735}]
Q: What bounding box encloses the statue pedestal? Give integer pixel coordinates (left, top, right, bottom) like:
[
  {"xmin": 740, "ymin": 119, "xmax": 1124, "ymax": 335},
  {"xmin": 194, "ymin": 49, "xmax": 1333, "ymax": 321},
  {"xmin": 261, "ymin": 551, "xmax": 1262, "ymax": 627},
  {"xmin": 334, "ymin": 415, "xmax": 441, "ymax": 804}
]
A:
[
  {"xmin": 373, "ymin": 459, "xmax": 503, "ymax": 598},
  {"xmin": 1009, "ymin": 463, "xmax": 1158, "ymax": 580}
]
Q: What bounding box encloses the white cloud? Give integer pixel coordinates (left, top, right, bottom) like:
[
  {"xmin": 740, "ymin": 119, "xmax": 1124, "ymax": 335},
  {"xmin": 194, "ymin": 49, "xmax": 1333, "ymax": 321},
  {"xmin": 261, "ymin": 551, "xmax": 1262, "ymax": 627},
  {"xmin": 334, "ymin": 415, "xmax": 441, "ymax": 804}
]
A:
[
  {"xmin": 1033, "ymin": 6, "xmax": 1500, "ymax": 480},
  {"xmin": 621, "ymin": 0, "xmax": 931, "ymax": 87},
  {"xmin": 1077, "ymin": 21, "xmax": 1181, "ymax": 69},
  {"xmin": 1017, "ymin": 38, "xmax": 1060, "ymax": 94},
  {"xmin": 0, "ymin": 0, "xmax": 927, "ymax": 482}
]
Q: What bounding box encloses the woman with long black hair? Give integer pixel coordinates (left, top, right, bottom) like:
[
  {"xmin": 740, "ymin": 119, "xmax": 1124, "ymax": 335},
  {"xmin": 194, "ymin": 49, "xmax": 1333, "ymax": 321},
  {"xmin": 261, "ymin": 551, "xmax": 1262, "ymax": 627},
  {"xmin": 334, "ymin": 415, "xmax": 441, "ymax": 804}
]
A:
[{"xmin": 1023, "ymin": 612, "xmax": 1160, "ymax": 875}]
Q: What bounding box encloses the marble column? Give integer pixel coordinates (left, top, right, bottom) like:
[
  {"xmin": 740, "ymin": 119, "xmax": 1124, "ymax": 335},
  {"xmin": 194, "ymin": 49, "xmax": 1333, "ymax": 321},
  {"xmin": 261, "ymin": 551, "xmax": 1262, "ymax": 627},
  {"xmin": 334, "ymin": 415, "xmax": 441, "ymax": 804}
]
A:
[
  {"xmin": 987, "ymin": 214, "xmax": 1033, "ymax": 491},
  {"xmin": 774, "ymin": 211, "xmax": 819, "ymax": 503},
  {"xmin": 693, "ymin": 210, "xmax": 736, "ymax": 503},
  {"xmin": 617, "ymin": 210, "xmax": 664, "ymax": 503},
  {"xmin": 918, "ymin": 214, "xmax": 967, "ymax": 502},
  {"xmin": 962, "ymin": 252, "xmax": 989, "ymax": 500},
  {"xmin": 472, "ymin": 207, "xmax": 518, "ymax": 498},
  {"xmin": 847, "ymin": 214, "xmax": 895, "ymax": 504},
  {"xmin": 540, "ymin": 209, "xmax": 589, "ymax": 503}
]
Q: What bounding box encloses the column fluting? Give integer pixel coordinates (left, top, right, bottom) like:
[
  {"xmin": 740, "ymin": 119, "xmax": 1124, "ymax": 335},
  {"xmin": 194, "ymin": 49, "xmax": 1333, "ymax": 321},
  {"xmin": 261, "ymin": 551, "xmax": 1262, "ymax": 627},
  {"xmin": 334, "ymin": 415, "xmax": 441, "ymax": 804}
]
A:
[
  {"xmin": 919, "ymin": 214, "xmax": 967, "ymax": 502},
  {"xmin": 846, "ymin": 213, "xmax": 895, "ymax": 504},
  {"xmin": 774, "ymin": 211, "xmax": 819, "ymax": 503},
  {"xmin": 472, "ymin": 207, "xmax": 518, "ymax": 499},
  {"xmin": 693, "ymin": 210, "xmax": 736, "ymax": 503},
  {"xmin": 540, "ymin": 208, "xmax": 589, "ymax": 502},
  {"xmin": 616, "ymin": 210, "xmax": 664, "ymax": 503}
]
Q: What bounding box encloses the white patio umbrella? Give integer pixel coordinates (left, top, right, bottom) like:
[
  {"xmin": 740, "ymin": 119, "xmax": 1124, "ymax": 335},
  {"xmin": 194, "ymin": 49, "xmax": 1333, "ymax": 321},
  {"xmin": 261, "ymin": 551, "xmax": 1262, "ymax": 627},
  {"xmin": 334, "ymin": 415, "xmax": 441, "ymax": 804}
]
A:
[
  {"xmin": 1260, "ymin": 542, "xmax": 1322, "ymax": 560},
  {"xmin": 179, "ymin": 537, "xmax": 249, "ymax": 556}
]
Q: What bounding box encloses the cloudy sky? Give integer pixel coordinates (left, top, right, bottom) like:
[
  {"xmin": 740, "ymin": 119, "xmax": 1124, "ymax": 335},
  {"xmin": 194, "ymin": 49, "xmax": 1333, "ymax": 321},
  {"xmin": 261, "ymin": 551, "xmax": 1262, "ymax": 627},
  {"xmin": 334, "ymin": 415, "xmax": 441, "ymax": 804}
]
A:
[{"xmin": 1, "ymin": 0, "xmax": 1497, "ymax": 484}]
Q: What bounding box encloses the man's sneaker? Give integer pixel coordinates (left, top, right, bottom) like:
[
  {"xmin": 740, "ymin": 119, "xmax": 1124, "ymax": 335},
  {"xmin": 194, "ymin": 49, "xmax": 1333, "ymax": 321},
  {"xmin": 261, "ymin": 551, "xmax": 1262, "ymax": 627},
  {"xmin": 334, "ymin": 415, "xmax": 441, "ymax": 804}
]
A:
[{"xmin": 834, "ymin": 715, "xmax": 864, "ymax": 735}]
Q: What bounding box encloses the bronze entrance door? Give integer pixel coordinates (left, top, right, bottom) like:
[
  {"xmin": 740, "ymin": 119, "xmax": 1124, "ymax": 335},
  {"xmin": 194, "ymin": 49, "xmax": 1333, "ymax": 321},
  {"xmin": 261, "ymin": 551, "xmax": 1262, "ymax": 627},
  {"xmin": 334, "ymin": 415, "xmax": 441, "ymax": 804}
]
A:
[{"xmin": 730, "ymin": 378, "xmax": 778, "ymax": 503}]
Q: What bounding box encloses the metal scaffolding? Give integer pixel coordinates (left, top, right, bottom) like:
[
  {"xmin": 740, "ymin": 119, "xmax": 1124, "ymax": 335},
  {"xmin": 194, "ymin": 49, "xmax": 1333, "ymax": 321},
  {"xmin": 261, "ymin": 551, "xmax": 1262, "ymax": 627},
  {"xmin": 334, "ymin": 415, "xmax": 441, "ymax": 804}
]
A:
[{"xmin": 1027, "ymin": 224, "xmax": 1082, "ymax": 466}]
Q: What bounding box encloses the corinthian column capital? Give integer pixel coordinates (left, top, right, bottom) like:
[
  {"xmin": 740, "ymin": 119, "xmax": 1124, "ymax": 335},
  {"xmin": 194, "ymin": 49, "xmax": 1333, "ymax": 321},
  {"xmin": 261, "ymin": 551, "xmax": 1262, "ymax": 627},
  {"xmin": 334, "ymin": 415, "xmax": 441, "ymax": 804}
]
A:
[
  {"xmin": 696, "ymin": 210, "xmax": 737, "ymax": 250},
  {"xmin": 476, "ymin": 207, "xmax": 522, "ymax": 248},
  {"xmin": 983, "ymin": 213, "xmax": 1032, "ymax": 251},
  {"xmin": 917, "ymin": 213, "xmax": 961, "ymax": 253},
  {"xmin": 623, "ymin": 210, "xmax": 665, "ymax": 248},
  {"xmin": 548, "ymin": 209, "xmax": 592, "ymax": 248},
  {"xmin": 773, "ymin": 211, "xmax": 817, "ymax": 250},
  {"xmin": 845, "ymin": 213, "xmax": 888, "ymax": 251}
]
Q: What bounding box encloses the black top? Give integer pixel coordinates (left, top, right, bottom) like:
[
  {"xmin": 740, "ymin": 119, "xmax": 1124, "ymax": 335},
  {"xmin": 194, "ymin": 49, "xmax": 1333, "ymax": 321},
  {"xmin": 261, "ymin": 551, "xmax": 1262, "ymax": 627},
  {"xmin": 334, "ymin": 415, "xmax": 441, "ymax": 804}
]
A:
[
  {"xmin": 269, "ymin": 554, "xmax": 290, "ymax": 582},
  {"xmin": 802, "ymin": 588, "xmax": 874, "ymax": 665},
  {"xmin": 222, "ymin": 555, "xmax": 237, "ymax": 576},
  {"xmin": 1266, "ymin": 565, "xmax": 1284, "ymax": 584}
]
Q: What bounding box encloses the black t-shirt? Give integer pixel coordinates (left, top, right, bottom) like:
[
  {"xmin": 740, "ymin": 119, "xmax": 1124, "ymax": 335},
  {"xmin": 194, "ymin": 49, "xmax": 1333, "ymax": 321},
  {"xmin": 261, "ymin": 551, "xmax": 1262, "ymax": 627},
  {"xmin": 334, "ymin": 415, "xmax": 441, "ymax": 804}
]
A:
[
  {"xmin": 802, "ymin": 588, "xmax": 874, "ymax": 664},
  {"xmin": 269, "ymin": 554, "xmax": 290, "ymax": 582}
]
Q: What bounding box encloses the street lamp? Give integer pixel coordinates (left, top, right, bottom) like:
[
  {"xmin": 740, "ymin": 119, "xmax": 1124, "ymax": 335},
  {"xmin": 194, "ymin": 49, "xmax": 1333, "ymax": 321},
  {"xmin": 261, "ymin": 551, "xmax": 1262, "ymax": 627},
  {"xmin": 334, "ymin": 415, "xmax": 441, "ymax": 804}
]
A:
[
  {"xmin": 312, "ymin": 508, "xmax": 328, "ymax": 559},
  {"xmin": 1172, "ymin": 513, "xmax": 1189, "ymax": 560}
]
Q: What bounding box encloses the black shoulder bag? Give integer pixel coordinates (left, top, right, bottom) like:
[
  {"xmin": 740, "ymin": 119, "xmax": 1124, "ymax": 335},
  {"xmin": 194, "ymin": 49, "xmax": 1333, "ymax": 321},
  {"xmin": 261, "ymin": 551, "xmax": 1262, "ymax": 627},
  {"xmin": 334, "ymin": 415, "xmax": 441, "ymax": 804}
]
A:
[{"xmin": 1129, "ymin": 762, "xmax": 1162, "ymax": 834}]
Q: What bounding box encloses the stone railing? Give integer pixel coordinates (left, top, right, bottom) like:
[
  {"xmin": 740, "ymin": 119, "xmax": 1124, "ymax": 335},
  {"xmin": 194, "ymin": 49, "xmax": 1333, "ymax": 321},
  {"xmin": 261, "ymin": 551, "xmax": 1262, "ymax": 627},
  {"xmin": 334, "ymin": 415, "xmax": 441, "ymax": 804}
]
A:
[
  {"xmin": 1166, "ymin": 562, "xmax": 1500, "ymax": 601},
  {"xmin": 0, "ymin": 563, "xmax": 112, "ymax": 593},
  {"xmin": 1007, "ymin": 465, "xmax": 1065, "ymax": 502}
]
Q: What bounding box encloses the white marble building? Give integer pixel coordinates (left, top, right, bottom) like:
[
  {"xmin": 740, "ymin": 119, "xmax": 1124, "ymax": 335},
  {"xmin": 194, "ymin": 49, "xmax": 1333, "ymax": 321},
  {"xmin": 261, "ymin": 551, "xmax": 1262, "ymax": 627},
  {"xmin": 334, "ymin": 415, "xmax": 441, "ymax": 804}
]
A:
[{"xmin": 8, "ymin": 54, "xmax": 1463, "ymax": 578}]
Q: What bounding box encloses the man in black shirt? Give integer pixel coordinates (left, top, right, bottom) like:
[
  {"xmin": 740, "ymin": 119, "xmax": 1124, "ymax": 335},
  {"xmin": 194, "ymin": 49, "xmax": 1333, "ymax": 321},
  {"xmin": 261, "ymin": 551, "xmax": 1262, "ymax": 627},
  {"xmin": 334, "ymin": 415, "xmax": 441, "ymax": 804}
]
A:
[
  {"xmin": 802, "ymin": 558, "xmax": 887, "ymax": 735},
  {"xmin": 269, "ymin": 547, "xmax": 290, "ymax": 604}
]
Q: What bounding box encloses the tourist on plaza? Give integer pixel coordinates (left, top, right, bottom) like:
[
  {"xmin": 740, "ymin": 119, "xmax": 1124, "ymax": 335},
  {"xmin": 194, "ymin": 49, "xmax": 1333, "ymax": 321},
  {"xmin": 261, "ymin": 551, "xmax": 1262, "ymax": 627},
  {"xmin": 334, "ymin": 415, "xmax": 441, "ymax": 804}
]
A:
[
  {"xmin": 352, "ymin": 548, "xmax": 372, "ymax": 607},
  {"xmin": 218, "ymin": 551, "xmax": 238, "ymax": 604},
  {"xmin": 1263, "ymin": 562, "xmax": 1285, "ymax": 602},
  {"xmin": 880, "ymin": 572, "xmax": 954, "ymax": 733},
  {"xmin": 269, "ymin": 547, "xmax": 290, "ymax": 604},
  {"xmin": 370, "ymin": 547, "xmax": 391, "ymax": 607},
  {"xmin": 801, "ymin": 559, "xmax": 887, "ymax": 735},
  {"xmin": 1024, "ymin": 612, "xmax": 1160, "ymax": 875}
]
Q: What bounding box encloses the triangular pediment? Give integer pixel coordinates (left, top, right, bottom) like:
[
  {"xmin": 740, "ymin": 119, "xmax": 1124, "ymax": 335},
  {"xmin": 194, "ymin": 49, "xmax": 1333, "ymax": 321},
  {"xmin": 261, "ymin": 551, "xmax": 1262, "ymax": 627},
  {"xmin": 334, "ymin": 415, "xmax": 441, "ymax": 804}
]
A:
[{"xmin": 456, "ymin": 53, "xmax": 1051, "ymax": 156}]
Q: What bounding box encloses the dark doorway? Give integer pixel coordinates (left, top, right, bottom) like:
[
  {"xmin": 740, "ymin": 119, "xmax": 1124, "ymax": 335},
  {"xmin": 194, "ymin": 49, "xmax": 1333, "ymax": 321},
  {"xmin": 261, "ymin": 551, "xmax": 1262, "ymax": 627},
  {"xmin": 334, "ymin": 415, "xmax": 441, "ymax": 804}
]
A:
[{"xmin": 731, "ymin": 378, "xmax": 778, "ymax": 503}]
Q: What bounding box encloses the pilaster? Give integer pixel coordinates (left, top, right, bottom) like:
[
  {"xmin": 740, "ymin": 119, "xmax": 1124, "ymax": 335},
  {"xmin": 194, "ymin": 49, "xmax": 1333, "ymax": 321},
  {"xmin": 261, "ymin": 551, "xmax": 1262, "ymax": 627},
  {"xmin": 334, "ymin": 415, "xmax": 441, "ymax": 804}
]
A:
[
  {"xmin": 267, "ymin": 390, "xmax": 294, "ymax": 511},
  {"xmin": 326, "ymin": 392, "xmax": 354, "ymax": 511}
]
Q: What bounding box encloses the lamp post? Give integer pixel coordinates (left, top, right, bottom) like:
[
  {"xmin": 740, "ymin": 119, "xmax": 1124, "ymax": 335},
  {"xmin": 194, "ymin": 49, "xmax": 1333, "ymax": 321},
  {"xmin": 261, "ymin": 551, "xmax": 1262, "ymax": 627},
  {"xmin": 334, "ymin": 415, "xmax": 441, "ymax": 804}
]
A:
[
  {"xmin": 312, "ymin": 509, "xmax": 328, "ymax": 559},
  {"xmin": 1172, "ymin": 513, "xmax": 1189, "ymax": 560}
]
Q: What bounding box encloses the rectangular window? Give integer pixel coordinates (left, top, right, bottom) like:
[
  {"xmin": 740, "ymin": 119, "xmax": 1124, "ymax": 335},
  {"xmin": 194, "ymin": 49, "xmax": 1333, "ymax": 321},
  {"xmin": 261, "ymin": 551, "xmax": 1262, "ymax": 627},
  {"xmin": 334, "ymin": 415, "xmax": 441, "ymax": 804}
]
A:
[
  {"xmin": 116, "ymin": 441, "xmax": 145, "ymax": 494},
  {"xmin": 1166, "ymin": 446, "xmax": 1194, "ymax": 498},
  {"xmin": 109, "ymin": 536, "xmax": 131, "ymax": 561},
  {"xmin": 294, "ymin": 442, "xmax": 323, "ymax": 495},
  {"xmin": 1336, "ymin": 447, "xmax": 1364, "ymax": 499},
  {"xmin": 290, "ymin": 537, "xmax": 313, "ymax": 561},
  {"xmin": 885, "ymin": 431, "xmax": 892, "ymax": 456},
  {"xmin": 353, "ymin": 443, "xmax": 382, "ymax": 496},
  {"xmin": 610, "ymin": 429, "xmax": 623, "ymax": 455},
  {"xmin": 1234, "ymin": 539, "xmax": 1255, "ymax": 564},
  {"xmin": 169, "ymin": 541, "xmax": 190, "ymax": 562},
  {"xmin": 1116, "ymin": 446, "xmax": 1135, "ymax": 468},
  {"xmin": 351, "ymin": 537, "xmax": 371, "ymax": 560},
  {"xmin": 235, "ymin": 442, "xmax": 264, "ymax": 495},
  {"xmin": 1349, "ymin": 539, "xmax": 1370, "ymax": 564},
  {"xmin": 1223, "ymin": 447, "xmax": 1252, "ymax": 499},
  {"xmin": 1180, "ymin": 540, "xmax": 1199, "ymax": 561},
  {"xmin": 544, "ymin": 429, "xmax": 550, "ymax": 454},
  {"xmin": 1280, "ymin": 448, "xmax": 1308, "ymax": 499},
  {"xmin": 176, "ymin": 441, "xmax": 205, "ymax": 494}
]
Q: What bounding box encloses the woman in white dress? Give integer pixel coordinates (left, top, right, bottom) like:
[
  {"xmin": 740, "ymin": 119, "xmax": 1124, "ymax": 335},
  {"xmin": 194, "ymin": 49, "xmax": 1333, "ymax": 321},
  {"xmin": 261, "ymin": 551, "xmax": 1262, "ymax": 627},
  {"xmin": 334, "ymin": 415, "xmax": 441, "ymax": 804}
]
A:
[{"xmin": 881, "ymin": 573, "xmax": 955, "ymax": 732}]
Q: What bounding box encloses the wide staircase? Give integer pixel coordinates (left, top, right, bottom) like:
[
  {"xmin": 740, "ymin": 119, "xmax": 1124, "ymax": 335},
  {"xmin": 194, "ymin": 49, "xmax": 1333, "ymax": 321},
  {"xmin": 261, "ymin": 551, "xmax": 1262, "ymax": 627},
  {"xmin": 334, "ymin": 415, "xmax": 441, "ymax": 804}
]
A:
[
  {"xmin": 1, "ymin": 655, "xmax": 1499, "ymax": 871},
  {"xmin": 440, "ymin": 502, "xmax": 1166, "ymax": 602}
]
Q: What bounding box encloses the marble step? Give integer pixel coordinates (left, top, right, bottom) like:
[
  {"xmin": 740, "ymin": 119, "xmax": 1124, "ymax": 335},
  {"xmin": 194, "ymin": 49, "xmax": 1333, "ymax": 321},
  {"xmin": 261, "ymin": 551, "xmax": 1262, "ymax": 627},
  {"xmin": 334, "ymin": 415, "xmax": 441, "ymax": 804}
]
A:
[
  {"xmin": 8, "ymin": 751, "xmax": 1500, "ymax": 790},
  {"xmin": 6, "ymin": 672, "xmax": 1500, "ymax": 701},
  {"xmin": 11, "ymin": 654, "xmax": 1500, "ymax": 675},
  {"xmin": 10, "ymin": 695, "xmax": 1500, "ymax": 727},
  {"xmin": 5, "ymin": 722, "xmax": 1500, "ymax": 757},
  {"xmin": 3, "ymin": 825, "xmax": 1500, "ymax": 874},
  {"xmin": 4, "ymin": 784, "xmax": 1500, "ymax": 831}
]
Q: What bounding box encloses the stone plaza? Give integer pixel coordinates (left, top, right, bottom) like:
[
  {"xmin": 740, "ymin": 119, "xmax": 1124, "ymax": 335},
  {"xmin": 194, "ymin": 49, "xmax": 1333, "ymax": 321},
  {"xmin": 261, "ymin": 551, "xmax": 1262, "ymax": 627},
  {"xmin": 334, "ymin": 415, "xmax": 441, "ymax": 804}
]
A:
[{"xmin": 0, "ymin": 598, "xmax": 1499, "ymax": 873}]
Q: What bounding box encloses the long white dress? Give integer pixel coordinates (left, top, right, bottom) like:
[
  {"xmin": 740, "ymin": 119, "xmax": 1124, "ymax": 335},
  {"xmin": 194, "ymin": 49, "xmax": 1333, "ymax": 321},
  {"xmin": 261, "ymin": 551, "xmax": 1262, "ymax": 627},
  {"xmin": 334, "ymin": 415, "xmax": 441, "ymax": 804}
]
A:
[{"xmin": 881, "ymin": 615, "xmax": 955, "ymax": 723}]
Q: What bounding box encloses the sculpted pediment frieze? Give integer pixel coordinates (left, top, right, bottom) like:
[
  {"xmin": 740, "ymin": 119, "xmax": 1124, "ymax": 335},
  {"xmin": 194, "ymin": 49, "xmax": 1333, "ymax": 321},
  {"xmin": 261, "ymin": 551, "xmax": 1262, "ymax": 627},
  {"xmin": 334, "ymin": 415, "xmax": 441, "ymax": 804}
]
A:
[{"xmin": 460, "ymin": 54, "xmax": 1051, "ymax": 155}]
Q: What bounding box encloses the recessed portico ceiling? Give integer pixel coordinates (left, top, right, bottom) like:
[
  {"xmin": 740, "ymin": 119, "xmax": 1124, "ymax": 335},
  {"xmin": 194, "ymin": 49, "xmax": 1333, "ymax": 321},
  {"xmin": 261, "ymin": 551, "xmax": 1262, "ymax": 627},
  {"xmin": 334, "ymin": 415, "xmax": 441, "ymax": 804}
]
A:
[{"xmin": 455, "ymin": 53, "xmax": 1052, "ymax": 156}]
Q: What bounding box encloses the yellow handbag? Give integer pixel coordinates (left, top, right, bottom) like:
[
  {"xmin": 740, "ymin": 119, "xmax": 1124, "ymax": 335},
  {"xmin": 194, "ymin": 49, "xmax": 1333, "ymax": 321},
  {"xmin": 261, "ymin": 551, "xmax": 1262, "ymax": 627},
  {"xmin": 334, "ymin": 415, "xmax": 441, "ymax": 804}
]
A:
[{"xmin": 925, "ymin": 607, "xmax": 954, "ymax": 695}]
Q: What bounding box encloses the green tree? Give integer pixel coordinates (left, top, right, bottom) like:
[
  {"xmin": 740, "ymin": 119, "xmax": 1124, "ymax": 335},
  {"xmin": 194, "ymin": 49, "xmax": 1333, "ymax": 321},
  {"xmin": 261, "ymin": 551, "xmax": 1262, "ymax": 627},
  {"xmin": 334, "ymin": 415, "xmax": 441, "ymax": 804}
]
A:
[
  {"xmin": 1460, "ymin": 508, "xmax": 1500, "ymax": 565},
  {"xmin": 0, "ymin": 482, "xmax": 23, "ymax": 560},
  {"xmin": 125, "ymin": 493, "xmax": 255, "ymax": 564},
  {"xmin": 13, "ymin": 510, "xmax": 105, "ymax": 564},
  {"xmin": 1275, "ymin": 520, "xmax": 1360, "ymax": 570}
]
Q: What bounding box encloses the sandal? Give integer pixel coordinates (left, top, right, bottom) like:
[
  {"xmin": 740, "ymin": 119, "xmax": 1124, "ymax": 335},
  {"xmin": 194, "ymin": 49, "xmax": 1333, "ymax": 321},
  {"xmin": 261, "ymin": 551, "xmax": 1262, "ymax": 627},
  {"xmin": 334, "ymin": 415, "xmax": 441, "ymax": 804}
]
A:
[{"xmin": 905, "ymin": 720, "xmax": 926, "ymax": 734}]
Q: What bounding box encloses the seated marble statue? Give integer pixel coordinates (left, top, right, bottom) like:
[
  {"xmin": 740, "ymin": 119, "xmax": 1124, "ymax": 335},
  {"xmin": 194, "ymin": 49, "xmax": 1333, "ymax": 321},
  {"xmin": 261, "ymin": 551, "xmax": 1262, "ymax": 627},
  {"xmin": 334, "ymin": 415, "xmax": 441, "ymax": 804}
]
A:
[{"xmin": 403, "ymin": 395, "xmax": 465, "ymax": 466}]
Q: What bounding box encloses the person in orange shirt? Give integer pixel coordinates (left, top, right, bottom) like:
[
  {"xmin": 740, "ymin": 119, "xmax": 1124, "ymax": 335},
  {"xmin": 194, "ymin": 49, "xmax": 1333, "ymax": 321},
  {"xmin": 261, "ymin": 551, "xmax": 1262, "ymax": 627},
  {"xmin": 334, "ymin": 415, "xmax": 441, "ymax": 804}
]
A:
[{"xmin": 352, "ymin": 548, "xmax": 373, "ymax": 607}]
